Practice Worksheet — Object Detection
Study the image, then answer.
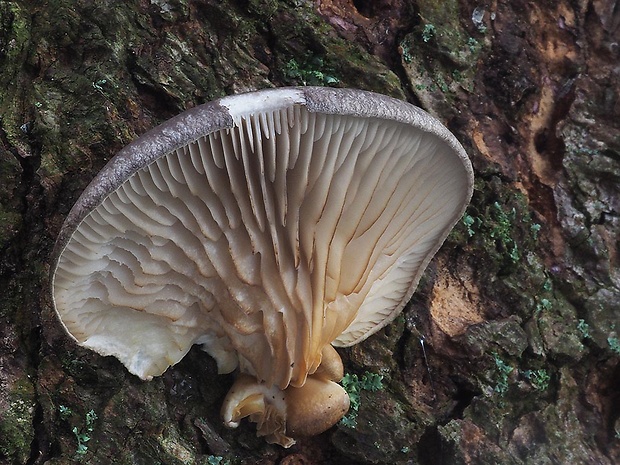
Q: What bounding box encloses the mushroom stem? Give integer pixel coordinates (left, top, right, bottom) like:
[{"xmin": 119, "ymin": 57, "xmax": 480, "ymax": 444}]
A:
[
  {"xmin": 221, "ymin": 346, "xmax": 350, "ymax": 447},
  {"xmin": 221, "ymin": 374, "xmax": 293, "ymax": 447}
]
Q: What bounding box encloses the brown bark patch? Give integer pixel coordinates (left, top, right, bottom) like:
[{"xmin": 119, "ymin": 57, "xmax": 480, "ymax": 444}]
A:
[{"xmin": 430, "ymin": 258, "xmax": 483, "ymax": 337}]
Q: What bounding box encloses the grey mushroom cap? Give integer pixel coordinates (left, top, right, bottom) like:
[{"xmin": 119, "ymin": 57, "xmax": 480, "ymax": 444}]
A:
[{"xmin": 50, "ymin": 87, "xmax": 474, "ymax": 388}]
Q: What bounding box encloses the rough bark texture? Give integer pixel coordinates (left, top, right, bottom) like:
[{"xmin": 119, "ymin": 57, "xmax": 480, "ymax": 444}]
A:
[{"xmin": 1, "ymin": 0, "xmax": 618, "ymax": 464}]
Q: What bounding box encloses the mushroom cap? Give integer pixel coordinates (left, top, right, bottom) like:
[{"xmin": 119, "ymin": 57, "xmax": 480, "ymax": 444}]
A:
[{"xmin": 50, "ymin": 87, "xmax": 473, "ymax": 389}]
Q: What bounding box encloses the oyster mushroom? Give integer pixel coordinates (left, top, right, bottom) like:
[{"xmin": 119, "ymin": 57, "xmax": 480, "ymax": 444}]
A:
[{"xmin": 50, "ymin": 87, "xmax": 473, "ymax": 447}]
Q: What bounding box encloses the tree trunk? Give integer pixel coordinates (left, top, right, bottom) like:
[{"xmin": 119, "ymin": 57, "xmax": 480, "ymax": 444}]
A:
[{"xmin": 1, "ymin": 0, "xmax": 618, "ymax": 463}]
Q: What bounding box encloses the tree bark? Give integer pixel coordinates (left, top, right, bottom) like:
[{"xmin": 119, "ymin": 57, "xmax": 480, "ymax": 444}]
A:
[{"xmin": 0, "ymin": 0, "xmax": 618, "ymax": 464}]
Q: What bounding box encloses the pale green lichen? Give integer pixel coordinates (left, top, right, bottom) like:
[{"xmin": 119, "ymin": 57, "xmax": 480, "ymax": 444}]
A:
[
  {"xmin": 524, "ymin": 369, "xmax": 551, "ymax": 391},
  {"xmin": 577, "ymin": 319, "xmax": 591, "ymax": 340},
  {"xmin": 205, "ymin": 455, "xmax": 231, "ymax": 465},
  {"xmin": 492, "ymin": 353, "xmax": 514, "ymax": 397},
  {"xmin": 339, "ymin": 372, "xmax": 384, "ymax": 428},
  {"xmin": 608, "ymin": 337, "xmax": 620, "ymax": 355}
]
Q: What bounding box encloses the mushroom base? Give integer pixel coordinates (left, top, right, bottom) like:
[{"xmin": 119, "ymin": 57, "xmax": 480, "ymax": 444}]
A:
[
  {"xmin": 221, "ymin": 374, "xmax": 349, "ymax": 447},
  {"xmin": 220, "ymin": 345, "xmax": 350, "ymax": 447}
]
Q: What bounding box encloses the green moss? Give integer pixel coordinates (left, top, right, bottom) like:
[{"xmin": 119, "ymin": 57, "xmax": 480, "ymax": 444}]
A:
[
  {"xmin": 0, "ymin": 2, "xmax": 30, "ymax": 93},
  {"xmin": 269, "ymin": 2, "xmax": 403, "ymax": 98},
  {"xmin": 0, "ymin": 2, "xmax": 30, "ymax": 59},
  {"xmin": 415, "ymin": 0, "xmax": 468, "ymax": 51},
  {"xmin": 0, "ymin": 377, "xmax": 36, "ymax": 464},
  {"xmin": 452, "ymin": 184, "xmax": 541, "ymax": 277},
  {"xmin": 535, "ymin": 294, "xmax": 585, "ymax": 360},
  {"xmin": 0, "ymin": 207, "xmax": 21, "ymax": 246},
  {"xmin": 0, "ymin": 2, "xmax": 32, "ymax": 155},
  {"xmin": 283, "ymin": 57, "xmax": 339, "ymax": 86},
  {"xmin": 400, "ymin": 0, "xmax": 487, "ymax": 112},
  {"xmin": 246, "ymin": 0, "xmax": 279, "ymax": 19}
]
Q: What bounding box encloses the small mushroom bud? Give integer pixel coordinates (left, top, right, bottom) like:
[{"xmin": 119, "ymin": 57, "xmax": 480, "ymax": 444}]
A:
[{"xmin": 284, "ymin": 377, "xmax": 350, "ymax": 438}]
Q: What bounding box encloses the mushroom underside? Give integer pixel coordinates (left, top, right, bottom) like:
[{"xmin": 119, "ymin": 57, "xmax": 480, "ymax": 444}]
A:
[
  {"xmin": 50, "ymin": 87, "xmax": 473, "ymax": 445},
  {"xmin": 53, "ymin": 104, "xmax": 469, "ymax": 383}
]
